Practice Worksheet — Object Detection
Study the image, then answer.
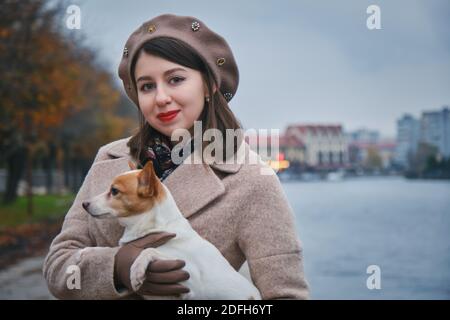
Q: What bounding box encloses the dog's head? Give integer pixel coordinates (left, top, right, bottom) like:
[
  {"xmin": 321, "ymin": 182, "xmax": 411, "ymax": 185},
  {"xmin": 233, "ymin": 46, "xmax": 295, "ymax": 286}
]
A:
[{"xmin": 82, "ymin": 161, "xmax": 165, "ymax": 220}]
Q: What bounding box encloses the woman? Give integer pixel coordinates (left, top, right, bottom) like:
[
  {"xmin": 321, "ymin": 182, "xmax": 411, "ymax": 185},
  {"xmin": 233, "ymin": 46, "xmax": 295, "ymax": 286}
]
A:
[{"xmin": 43, "ymin": 14, "xmax": 309, "ymax": 299}]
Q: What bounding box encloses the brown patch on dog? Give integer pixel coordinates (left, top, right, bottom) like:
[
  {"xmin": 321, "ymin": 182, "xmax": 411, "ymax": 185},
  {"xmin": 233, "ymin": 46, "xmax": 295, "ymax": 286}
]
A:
[{"xmin": 108, "ymin": 161, "xmax": 166, "ymax": 217}]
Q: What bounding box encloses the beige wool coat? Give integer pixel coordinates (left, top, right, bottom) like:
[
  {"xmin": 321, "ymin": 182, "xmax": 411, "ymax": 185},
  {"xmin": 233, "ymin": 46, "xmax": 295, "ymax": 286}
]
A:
[{"xmin": 43, "ymin": 137, "xmax": 310, "ymax": 299}]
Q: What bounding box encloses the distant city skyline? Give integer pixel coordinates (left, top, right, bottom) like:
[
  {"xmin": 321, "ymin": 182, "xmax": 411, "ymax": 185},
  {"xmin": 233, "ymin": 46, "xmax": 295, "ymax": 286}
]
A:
[
  {"xmin": 255, "ymin": 104, "xmax": 449, "ymax": 141},
  {"xmin": 64, "ymin": 0, "xmax": 450, "ymax": 138}
]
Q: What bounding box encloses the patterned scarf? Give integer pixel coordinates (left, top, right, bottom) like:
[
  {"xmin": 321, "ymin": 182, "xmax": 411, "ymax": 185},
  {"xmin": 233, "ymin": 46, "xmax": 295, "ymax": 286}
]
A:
[{"xmin": 139, "ymin": 136, "xmax": 194, "ymax": 181}]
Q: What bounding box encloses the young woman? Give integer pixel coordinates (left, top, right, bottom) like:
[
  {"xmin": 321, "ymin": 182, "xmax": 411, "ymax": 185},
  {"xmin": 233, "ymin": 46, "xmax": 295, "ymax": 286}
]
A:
[{"xmin": 43, "ymin": 14, "xmax": 309, "ymax": 299}]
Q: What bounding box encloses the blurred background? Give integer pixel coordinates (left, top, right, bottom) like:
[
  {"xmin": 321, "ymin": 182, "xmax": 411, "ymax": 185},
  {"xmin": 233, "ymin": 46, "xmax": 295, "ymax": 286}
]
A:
[{"xmin": 0, "ymin": 0, "xmax": 449, "ymax": 299}]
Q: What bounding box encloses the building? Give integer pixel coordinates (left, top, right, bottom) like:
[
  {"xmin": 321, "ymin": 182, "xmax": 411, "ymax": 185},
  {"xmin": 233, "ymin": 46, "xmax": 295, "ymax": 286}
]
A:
[
  {"xmin": 377, "ymin": 141, "xmax": 397, "ymax": 169},
  {"xmin": 347, "ymin": 128, "xmax": 396, "ymax": 170},
  {"xmin": 394, "ymin": 114, "xmax": 421, "ymax": 168},
  {"xmin": 349, "ymin": 141, "xmax": 396, "ymax": 170},
  {"xmin": 347, "ymin": 128, "xmax": 380, "ymax": 169},
  {"xmin": 284, "ymin": 124, "xmax": 348, "ymax": 170},
  {"xmin": 347, "ymin": 128, "xmax": 380, "ymax": 144},
  {"xmin": 279, "ymin": 134, "xmax": 306, "ymax": 173},
  {"xmin": 395, "ymin": 106, "xmax": 450, "ymax": 169},
  {"xmin": 421, "ymin": 106, "xmax": 450, "ymax": 158}
]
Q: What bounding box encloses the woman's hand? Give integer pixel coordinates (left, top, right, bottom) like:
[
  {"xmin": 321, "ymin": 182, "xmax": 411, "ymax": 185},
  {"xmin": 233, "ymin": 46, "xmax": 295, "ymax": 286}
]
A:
[{"xmin": 114, "ymin": 232, "xmax": 190, "ymax": 296}]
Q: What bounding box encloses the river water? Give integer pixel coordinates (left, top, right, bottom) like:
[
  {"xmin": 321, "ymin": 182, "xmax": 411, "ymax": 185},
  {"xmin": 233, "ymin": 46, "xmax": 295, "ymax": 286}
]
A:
[
  {"xmin": 1, "ymin": 176, "xmax": 448, "ymax": 300},
  {"xmin": 283, "ymin": 176, "xmax": 450, "ymax": 299}
]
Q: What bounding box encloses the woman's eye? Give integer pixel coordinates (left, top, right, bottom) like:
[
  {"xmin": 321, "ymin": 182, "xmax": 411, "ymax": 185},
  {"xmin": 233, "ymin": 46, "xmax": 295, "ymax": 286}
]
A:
[
  {"xmin": 141, "ymin": 83, "xmax": 154, "ymax": 92},
  {"xmin": 110, "ymin": 187, "xmax": 120, "ymax": 196},
  {"xmin": 140, "ymin": 77, "xmax": 184, "ymax": 92},
  {"xmin": 170, "ymin": 76, "xmax": 184, "ymax": 84}
]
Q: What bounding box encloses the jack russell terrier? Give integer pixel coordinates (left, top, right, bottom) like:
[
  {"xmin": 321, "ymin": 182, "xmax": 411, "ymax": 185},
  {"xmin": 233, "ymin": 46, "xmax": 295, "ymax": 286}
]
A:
[{"xmin": 82, "ymin": 160, "xmax": 261, "ymax": 300}]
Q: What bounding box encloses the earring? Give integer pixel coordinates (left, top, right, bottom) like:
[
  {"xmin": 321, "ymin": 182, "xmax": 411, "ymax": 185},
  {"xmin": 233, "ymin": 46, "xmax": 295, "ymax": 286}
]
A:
[{"xmin": 205, "ymin": 96, "xmax": 210, "ymax": 103}]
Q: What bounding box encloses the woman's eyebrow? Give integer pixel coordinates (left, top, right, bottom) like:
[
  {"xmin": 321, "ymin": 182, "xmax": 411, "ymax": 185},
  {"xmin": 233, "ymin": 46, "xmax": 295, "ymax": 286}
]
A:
[{"xmin": 136, "ymin": 67, "xmax": 187, "ymax": 83}]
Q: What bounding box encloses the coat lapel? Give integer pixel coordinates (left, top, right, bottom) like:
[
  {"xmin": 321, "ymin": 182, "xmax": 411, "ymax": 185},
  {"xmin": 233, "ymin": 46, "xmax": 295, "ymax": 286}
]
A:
[
  {"xmin": 163, "ymin": 161, "xmax": 225, "ymax": 219},
  {"xmin": 105, "ymin": 138, "xmax": 231, "ymax": 219}
]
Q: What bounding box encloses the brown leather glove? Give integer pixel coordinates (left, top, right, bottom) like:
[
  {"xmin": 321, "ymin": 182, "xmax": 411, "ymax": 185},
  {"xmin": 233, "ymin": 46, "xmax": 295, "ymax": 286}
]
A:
[{"xmin": 114, "ymin": 232, "xmax": 190, "ymax": 296}]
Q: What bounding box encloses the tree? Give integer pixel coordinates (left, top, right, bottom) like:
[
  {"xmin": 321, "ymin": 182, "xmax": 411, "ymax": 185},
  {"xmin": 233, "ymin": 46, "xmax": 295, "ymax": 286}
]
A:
[
  {"xmin": 0, "ymin": 0, "xmax": 137, "ymax": 213},
  {"xmin": 1, "ymin": 1, "xmax": 86, "ymax": 210},
  {"xmin": 364, "ymin": 146, "xmax": 382, "ymax": 170},
  {"xmin": 407, "ymin": 142, "xmax": 439, "ymax": 177}
]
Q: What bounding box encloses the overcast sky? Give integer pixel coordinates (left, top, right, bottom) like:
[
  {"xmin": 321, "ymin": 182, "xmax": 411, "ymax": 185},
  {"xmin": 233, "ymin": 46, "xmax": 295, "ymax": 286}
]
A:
[{"xmin": 63, "ymin": 0, "xmax": 450, "ymax": 138}]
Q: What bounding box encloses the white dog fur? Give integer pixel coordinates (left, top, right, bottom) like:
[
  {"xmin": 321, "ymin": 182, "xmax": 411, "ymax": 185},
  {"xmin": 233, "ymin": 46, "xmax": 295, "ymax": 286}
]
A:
[{"xmin": 83, "ymin": 165, "xmax": 261, "ymax": 300}]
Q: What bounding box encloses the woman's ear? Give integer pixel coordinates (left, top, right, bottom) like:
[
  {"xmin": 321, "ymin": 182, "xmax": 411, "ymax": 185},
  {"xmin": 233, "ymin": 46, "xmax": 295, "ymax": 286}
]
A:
[{"xmin": 203, "ymin": 81, "xmax": 217, "ymax": 98}]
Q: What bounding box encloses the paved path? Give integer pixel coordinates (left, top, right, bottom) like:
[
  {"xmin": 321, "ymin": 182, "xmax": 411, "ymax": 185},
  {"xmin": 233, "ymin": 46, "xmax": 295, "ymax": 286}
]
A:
[{"xmin": 0, "ymin": 256, "xmax": 55, "ymax": 300}]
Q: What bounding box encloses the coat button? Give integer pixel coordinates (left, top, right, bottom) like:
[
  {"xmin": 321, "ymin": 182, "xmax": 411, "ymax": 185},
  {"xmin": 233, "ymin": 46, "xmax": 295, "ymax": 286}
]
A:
[
  {"xmin": 191, "ymin": 21, "xmax": 200, "ymax": 31},
  {"xmin": 148, "ymin": 24, "xmax": 156, "ymax": 33},
  {"xmin": 216, "ymin": 57, "xmax": 226, "ymax": 66}
]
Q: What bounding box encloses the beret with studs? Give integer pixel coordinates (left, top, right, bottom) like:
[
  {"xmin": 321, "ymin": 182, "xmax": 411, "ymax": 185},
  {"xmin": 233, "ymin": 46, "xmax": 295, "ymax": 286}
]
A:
[{"xmin": 118, "ymin": 14, "xmax": 239, "ymax": 108}]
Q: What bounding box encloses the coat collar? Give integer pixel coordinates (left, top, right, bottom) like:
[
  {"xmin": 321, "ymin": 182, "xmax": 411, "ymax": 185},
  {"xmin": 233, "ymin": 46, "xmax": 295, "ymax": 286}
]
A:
[
  {"xmin": 104, "ymin": 137, "xmax": 244, "ymax": 218},
  {"xmin": 105, "ymin": 136, "xmax": 243, "ymax": 173}
]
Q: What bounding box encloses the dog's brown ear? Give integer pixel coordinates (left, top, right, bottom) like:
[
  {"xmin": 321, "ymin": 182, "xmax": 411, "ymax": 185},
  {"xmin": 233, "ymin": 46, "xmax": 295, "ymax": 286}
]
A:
[
  {"xmin": 141, "ymin": 160, "xmax": 156, "ymax": 178},
  {"xmin": 137, "ymin": 161, "xmax": 158, "ymax": 197},
  {"xmin": 128, "ymin": 160, "xmax": 137, "ymax": 170}
]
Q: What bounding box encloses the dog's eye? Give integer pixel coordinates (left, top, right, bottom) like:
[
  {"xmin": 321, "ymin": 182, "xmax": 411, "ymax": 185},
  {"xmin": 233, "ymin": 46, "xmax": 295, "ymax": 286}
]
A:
[{"xmin": 110, "ymin": 187, "xmax": 120, "ymax": 196}]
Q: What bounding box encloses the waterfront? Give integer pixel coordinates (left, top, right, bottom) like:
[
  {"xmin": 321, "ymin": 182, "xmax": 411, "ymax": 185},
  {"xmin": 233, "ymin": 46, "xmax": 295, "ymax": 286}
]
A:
[
  {"xmin": 1, "ymin": 176, "xmax": 449, "ymax": 299},
  {"xmin": 284, "ymin": 176, "xmax": 450, "ymax": 299}
]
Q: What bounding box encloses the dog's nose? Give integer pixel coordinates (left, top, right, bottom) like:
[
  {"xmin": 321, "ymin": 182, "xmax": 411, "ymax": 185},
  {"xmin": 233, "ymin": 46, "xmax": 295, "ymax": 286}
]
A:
[{"xmin": 82, "ymin": 202, "xmax": 90, "ymax": 211}]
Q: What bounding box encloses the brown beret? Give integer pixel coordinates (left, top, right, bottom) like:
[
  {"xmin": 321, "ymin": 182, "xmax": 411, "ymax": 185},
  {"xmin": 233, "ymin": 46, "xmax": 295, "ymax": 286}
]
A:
[{"xmin": 118, "ymin": 14, "xmax": 239, "ymax": 108}]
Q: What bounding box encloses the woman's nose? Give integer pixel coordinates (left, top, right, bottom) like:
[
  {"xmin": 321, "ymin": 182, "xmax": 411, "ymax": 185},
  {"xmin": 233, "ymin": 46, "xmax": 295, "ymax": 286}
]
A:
[{"xmin": 155, "ymin": 86, "xmax": 172, "ymax": 107}]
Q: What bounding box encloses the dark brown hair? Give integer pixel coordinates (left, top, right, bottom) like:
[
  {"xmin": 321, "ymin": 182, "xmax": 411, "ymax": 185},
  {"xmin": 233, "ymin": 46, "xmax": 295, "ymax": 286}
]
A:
[{"xmin": 127, "ymin": 37, "xmax": 242, "ymax": 167}]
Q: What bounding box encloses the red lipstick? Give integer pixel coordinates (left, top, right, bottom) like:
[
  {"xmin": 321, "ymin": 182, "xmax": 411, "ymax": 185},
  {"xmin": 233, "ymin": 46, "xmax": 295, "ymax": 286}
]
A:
[{"xmin": 157, "ymin": 110, "xmax": 180, "ymax": 122}]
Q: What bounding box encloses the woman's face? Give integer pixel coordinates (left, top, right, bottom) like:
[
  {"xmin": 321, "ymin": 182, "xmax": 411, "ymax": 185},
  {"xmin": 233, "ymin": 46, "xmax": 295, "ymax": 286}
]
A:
[{"xmin": 134, "ymin": 53, "xmax": 208, "ymax": 138}]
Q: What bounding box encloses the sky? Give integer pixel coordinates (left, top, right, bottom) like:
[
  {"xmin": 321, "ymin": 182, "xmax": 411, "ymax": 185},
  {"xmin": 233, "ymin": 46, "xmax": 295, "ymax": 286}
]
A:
[{"xmin": 61, "ymin": 0, "xmax": 450, "ymax": 138}]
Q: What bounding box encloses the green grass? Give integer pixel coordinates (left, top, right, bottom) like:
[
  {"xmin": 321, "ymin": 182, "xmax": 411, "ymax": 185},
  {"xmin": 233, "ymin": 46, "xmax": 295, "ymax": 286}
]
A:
[{"xmin": 0, "ymin": 194, "xmax": 76, "ymax": 227}]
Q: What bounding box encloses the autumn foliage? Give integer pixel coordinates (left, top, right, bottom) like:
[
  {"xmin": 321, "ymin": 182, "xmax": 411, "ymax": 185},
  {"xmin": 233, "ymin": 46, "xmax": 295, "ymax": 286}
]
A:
[{"xmin": 0, "ymin": 0, "xmax": 138, "ymax": 208}]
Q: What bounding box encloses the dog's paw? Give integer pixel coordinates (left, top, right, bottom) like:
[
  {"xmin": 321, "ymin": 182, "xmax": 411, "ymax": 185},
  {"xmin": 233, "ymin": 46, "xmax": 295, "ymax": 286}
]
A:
[{"xmin": 130, "ymin": 248, "xmax": 163, "ymax": 292}]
